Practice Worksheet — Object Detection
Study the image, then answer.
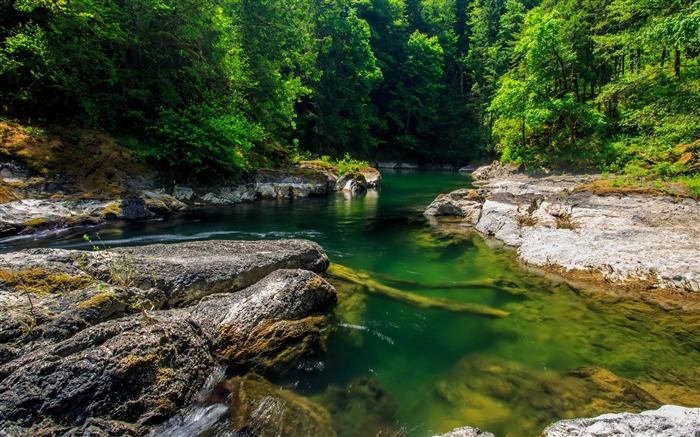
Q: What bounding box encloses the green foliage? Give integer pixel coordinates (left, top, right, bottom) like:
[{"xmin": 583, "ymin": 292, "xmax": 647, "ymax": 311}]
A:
[
  {"xmin": 149, "ymin": 99, "xmax": 265, "ymax": 175},
  {"xmin": 2, "ymin": 0, "xmax": 698, "ymax": 174},
  {"xmin": 317, "ymin": 153, "xmax": 370, "ymax": 175}
]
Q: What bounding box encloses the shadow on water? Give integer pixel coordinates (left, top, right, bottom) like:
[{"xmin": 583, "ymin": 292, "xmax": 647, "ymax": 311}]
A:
[{"xmin": 3, "ymin": 170, "xmax": 700, "ymax": 436}]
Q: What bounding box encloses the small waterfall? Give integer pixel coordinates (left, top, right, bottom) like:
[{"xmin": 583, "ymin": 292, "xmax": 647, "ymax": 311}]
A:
[{"xmin": 150, "ymin": 367, "xmax": 230, "ymax": 437}]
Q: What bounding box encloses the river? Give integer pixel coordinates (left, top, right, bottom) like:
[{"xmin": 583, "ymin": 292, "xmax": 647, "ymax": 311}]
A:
[{"xmin": 3, "ymin": 170, "xmax": 699, "ymax": 436}]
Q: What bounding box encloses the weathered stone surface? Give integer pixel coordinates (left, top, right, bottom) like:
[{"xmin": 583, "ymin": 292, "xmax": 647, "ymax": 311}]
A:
[
  {"xmin": 543, "ymin": 405, "xmax": 700, "ymax": 437},
  {"xmin": 361, "ymin": 167, "xmax": 382, "ymax": 188},
  {"xmin": 193, "ymin": 269, "xmax": 336, "ymax": 375},
  {"xmin": 0, "ymin": 312, "xmax": 215, "ymax": 429},
  {"xmin": 336, "ymin": 173, "xmax": 368, "ymax": 194},
  {"xmin": 471, "ymin": 160, "xmax": 519, "ymax": 180},
  {"xmin": 0, "ymin": 198, "xmax": 113, "ymax": 235},
  {"xmin": 0, "ymin": 265, "xmax": 337, "ymax": 433},
  {"xmin": 438, "ymin": 427, "xmax": 496, "ymax": 437},
  {"xmin": 0, "ymin": 239, "xmax": 330, "ymax": 307},
  {"xmin": 435, "ymin": 162, "xmax": 700, "ymax": 292},
  {"xmin": 424, "ymin": 189, "xmax": 483, "ymax": 226},
  {"xmin": 141, "ymin": 190, "xmax": 187, "ymax": 215}
]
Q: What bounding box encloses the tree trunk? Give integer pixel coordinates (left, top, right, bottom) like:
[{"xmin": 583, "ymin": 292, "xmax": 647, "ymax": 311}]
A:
[
  {"xmin": 661, "ymin": 47, "xmax": 667, "ymax": 67},
  {"xmin": 674, "ymin": 47, "xmax": 681, "ymax": 79}
]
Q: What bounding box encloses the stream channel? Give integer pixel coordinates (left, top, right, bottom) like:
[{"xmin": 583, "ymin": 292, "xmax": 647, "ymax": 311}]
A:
[{"xmin": 2, "ymin": 171, "xmax": 699, "ymax": 436}]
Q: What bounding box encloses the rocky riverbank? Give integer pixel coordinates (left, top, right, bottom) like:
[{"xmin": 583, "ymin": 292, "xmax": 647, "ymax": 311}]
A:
[
  {"xmin": 0, "ymin": 239, "xmax": 338, "ymax": 435},
  {"xmin": 425, "ymin": 161, "xmax": 700, "ymax": 297},
  {"xmin": 0, "ymin": 122, "xmax": 380, "ymax": 238}
]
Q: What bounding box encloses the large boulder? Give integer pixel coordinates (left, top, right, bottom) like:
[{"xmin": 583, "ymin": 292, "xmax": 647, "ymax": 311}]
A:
[
  {"xmin": 0, "ymin": 268, "xmax": 337, "ymax": 434},
  {"xmin": 0, "ymin": 239, "xmax": 330, "ymax": 307},
  {"xmin": 423, "ymin": 189, "xmax": 483, "ymax": 226},
  {"xmin": 543, "ymin": 405, "xmax": 700, "ymax": 437},
  {"xmin": 0, "ymin": 240, "xmax": 336, "ymax": 434}
]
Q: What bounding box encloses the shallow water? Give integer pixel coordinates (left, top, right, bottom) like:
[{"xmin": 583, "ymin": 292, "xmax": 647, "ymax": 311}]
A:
[{"xmin": 4, "ymin": 171, "xmax": 699, "ymax": 436}]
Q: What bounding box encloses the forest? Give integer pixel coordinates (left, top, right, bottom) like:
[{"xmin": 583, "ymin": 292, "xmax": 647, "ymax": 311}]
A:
[{"xmin": 1, "ymin": 0, "xmax": 699, "ymax": 184}]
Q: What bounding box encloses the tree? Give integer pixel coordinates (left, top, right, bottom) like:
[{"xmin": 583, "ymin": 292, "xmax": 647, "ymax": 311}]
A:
[
  {"xmin": 300, "ymin": 0, "xmax": 383, "ymax": 156},
  {"xmin": 387, "ymin": 30, "xmax": 445, "ymax": 159}
]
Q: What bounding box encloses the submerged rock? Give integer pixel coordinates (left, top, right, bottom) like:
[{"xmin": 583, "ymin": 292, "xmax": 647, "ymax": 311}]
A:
[
  {"xmin": 0, "ymin": 241, "xmax": 337, "ymax": 434},
  {"xmin": 429, "ymin": 355, "xmax": 663, "ymax": 436},
  {"xmin": 543, "ymin": 405, "xmax": 700, "ymax": 437},
  {"xmin": 318, "ymin": 377, "xmax": 402, "ymax": 437}
]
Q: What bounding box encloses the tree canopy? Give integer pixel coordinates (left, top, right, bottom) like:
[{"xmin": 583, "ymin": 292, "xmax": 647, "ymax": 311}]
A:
[{"xmin": 1, "ymin": 0, "xmax": 699, "ymax": 180}]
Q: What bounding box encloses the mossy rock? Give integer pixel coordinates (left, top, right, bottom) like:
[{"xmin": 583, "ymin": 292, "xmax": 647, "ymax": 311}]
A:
[
  {"xmin": 0, "ymin": 268, "xmax": 93, "ymax": 295},
  {"xmin": 100, "ymin": 202, "xmax": 122, "ymax": 219},
  {"xmin": 226, "ymin": 373, "xmax": 337, "ymax": 437}
]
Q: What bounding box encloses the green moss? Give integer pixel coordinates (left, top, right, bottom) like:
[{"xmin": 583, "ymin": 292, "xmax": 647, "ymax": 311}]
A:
[
  {"xmin": 76, "ymin": 291, "xmax": 119, "ymax": 309},
  {"xmin": 101, "ymin": 202, "xmax": 122, "ymax": 219},
  {"xmin": 0, "ymin": 269, "xmax": 94, "ymax": 295},
  {"xmin": 22, "ymin": 218, "xmax": 49, "ymax": 231}
]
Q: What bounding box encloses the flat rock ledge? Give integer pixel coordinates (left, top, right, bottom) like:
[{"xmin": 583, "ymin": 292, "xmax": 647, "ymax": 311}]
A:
[
  {"xmin": 543, "ymin": 405, "xmax": 700, "ymax": 437},
  {"xmin": 0, "ymin": 161, "xmax": 380, "ymax": 238},
  {"xmin": 424, "ymin": 162, "xmax": 700, "ymax": 293},
  {"xmin": 0, "ymin": 240, "xmax": 336, "ymax": 435}
]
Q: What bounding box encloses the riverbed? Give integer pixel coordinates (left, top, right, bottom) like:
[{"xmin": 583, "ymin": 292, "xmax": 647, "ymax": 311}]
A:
[{"xmin": 2, "ymin": 170, "xmax": 699, "ymax": 436}]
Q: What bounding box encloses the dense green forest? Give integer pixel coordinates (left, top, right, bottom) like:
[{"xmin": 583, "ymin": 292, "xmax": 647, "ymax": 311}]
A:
[{"xmin": 1, "ymin": 0, "xmax": 699, "ymax": 183}]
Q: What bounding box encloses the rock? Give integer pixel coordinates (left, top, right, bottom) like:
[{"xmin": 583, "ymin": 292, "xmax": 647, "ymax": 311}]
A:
[
  {"xmin": 0, "ymin": 161, "xmax": 32, "ymax": 183},
  {"xmin": 116, "ymin": 196, "xmax": 156, "ymax": 220},
  {"xmin": 192, "ymin": 269, "xmax": 336, "ymax": 375},
  {"xmin": 0, "ymin": 266, "xmax": 337, "ymax": 432},
  {"xmin": 0, "ymin": 311, "xmax": 215, "ymax": 429},
  {"xmin": 423, "ymin": 189, "xmax": 483, "ymax": 225},
  {"xmin": 141, "ymin": 190, "xmax": 187, "ymax": 215},
  {"xmin": 229, "ymin": 373, "xmax": 336, "ymax": 437},
  {"xmin": 361, "ymin": 167, "xmax": 382, "ymax": 188},
  {"xmin": 0, "ymin": 198, "xmax": 113, "ymax": 236},
  {"xmin": 432, "ymin": 162, "xmax": 700, "ymax": 292},
  {"xmin": 471, "ymin": 161, "xmax": 519, "ymax": 181},
  {"xmin": 543, "ymin": 405, "xmax": 700, "ymax": 437},
  {"xmin": 155, "ymin": 372, "xmax": 336, "ymax": 437},
  {"xmin": 319, "ymin": 377, "xmax": 402, "ymax": 437},
  {"xmin": 375, "ymin": 161, "xmax": 398, "ymax": 169},
  {"xmin": 430, "ymin": 355, "xmax": 662, "ymax": 436},
  {"xmin": 0, "ymin": 239, "xmax": 330, "ymax": 307},
  {"xmin": 336, "ymin": 173, "xmax": 368, "ymax": 194},
  {"xmin": 437, "ymin": 427, "xmax": 496, "ymax": 437}
]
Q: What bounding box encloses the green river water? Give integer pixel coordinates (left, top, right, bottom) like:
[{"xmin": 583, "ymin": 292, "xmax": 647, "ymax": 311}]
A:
[{"xmin": 4, "ymin": 171, "xmax": 699, "ymax": 436}]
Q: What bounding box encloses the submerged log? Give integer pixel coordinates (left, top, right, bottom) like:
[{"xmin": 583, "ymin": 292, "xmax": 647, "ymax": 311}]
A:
[
  {"xmin": 371, "ymin": 272, "xmax": 525, "ymax": 296},
  {"xmin": 326, "ymin": 264, "xmax": 509, "ymax": 318}
]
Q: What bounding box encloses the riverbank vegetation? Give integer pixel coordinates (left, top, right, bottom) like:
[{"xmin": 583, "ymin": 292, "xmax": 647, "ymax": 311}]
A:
[{"xmin": 1, "ymin": 0, "xmax": 698, "ymax": 186}]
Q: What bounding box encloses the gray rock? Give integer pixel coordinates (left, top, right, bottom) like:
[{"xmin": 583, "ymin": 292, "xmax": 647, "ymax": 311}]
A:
[
  {"xmin": 471, "ymin": 161, "xmax": 519, "ymax": 180},
  {"xmin": 336, "ymin": 173, "xmax": 368, "ymax": 194},
  {"xmin": 543, "ymin": 405, "xmax": 700, "ymax": 437},
  {"xmin": 0, "ymin": 267, "xmax": 337, "ymax": 432},
  {"xmin": 141, "ymin": 190, "xmax": 188, "ymax": 215},
  {"xmin": 0, "ymin": 239, "xmax": 330, "ymax": 307},
  {"xmin": 0, "ymin": 161, "xmax": 32, "ymax": 183},
  {"xmin": 437, "ymin": 426, "xmax": 495, "ymax": 437},
  {"xmin": 361, "ymin": 168, "xmax": 382, "ymax": 188},
  {"xmin": 0, "ymin": 198, "xmax": 113, "ymax": 234},
  {"xmin": 423, "ymin": 189, "xmax": 483, "ymax": 226},
  {"xmin": 442, "ymin": 163, "xmax": 700, "ymax": 291}
]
